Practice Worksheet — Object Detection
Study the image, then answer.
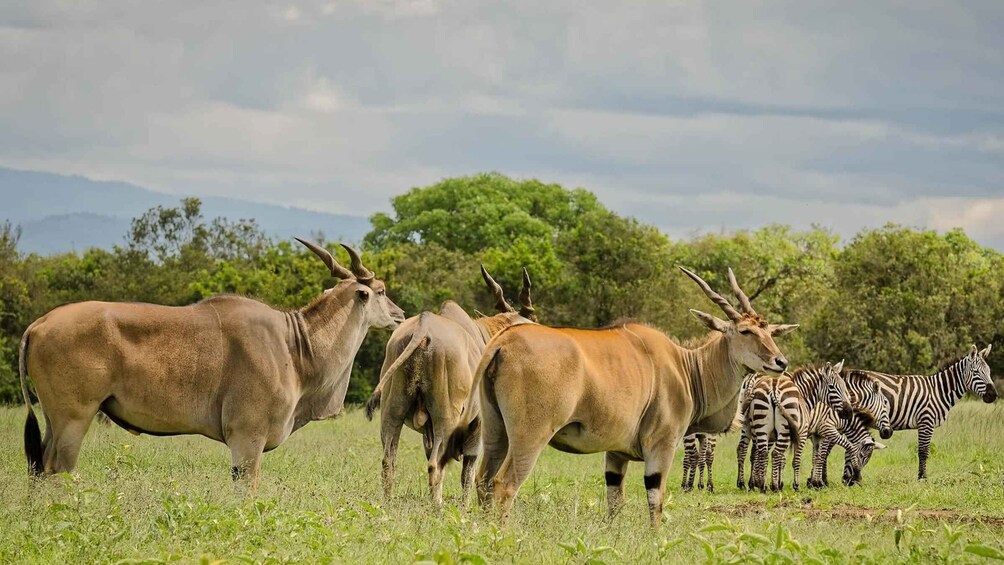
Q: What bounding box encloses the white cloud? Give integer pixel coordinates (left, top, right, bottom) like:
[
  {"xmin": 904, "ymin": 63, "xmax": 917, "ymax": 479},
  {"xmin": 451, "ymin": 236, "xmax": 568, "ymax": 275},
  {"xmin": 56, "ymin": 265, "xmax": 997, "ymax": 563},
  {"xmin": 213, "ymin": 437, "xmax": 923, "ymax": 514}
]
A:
[{"xmin": 0, "ymin": 0, "xmax": 1002, "ymax": 249}]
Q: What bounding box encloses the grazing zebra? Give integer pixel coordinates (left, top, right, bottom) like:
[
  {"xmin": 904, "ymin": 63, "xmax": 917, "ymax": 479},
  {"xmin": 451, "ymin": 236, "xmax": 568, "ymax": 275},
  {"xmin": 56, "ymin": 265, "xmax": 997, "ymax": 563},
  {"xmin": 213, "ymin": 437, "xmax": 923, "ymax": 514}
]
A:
[
  {"xmin": 680, "ymin": 433, "xmax": 716, "ymax": 492},
  {"xmin": 852, "ymin": 344, "xmax": 996, "ymax": 479},
  {"xmin": 835, "ymin": 412, "xmax": 889, "ymax": 486},
  {"xmin": 828, "ymin": 371, "xmax": 894, "ymax": 486},
  {"xmin": 737, "ymin": 362, "xmax": 852, "ymax": 492}
]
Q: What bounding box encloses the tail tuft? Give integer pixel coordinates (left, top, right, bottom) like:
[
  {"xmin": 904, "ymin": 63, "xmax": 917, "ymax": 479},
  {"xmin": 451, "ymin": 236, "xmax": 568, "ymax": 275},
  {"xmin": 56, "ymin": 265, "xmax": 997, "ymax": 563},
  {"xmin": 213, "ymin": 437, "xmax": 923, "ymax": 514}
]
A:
[
  {"xmin": 365, "ymin": 389, "xmax": 381, "ymax": 421},
  {"xmin": 20, "ymin": 329, "xmax": 44, "ymax": 476},
  {"xmin": 25, "ymin": 410, "xmax": 43, "ymax": 476}
]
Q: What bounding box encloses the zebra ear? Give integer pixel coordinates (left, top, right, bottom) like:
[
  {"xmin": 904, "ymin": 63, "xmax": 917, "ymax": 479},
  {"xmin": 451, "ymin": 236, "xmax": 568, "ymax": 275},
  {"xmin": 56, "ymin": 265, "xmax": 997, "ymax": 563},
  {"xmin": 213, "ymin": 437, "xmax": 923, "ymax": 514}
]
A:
[
  {"xmin": 980, "ymin": 344, "xmax": 992, "ymax": 358},
  {"xmin": 833, "ymin": 359, "xmax": 845, "ymax": 374},
  {"xmin": 970, "ymin": 344, "xmax": 979, "ymax": 357},
  {"xmin": 873, "ymin": 441, "xmax": 887, "ymax": 450}
]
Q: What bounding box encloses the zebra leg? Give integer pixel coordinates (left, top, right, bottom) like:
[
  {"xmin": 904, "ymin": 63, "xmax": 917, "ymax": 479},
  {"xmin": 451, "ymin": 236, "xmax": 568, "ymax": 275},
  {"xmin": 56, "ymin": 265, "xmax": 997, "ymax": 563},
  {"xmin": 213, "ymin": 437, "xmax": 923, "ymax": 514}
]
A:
[
  {"xmin": 819, "ymin": 442, "xmax": 834, "ymax": 485},
  {"xmin": 736, "ymin": 430, "xmax": 750, "ymax": 490},
  {"xmin": 770, "ymin": 432, "xmax": 789, "ymax": 492},
  {"xmin": 825, "ymin": 429, "xmax": 857, "ymax": 486},
  {"xmin": 697, "ymin": 435, "xmax": 707, "ymax": 490},
  {"xmin": 808, "ymin": 436, "xmax": 823, "ymax": 489},
  {"xmin": 842, "ymin": 446, "xmax": 855, "ymax": 485},
  {"xmin": 917, "ymin": 422, "xmax": 933, "ymax": 480},
  {"xmin": 705, "ymin": 436, "xmax": 716, "ymax": 493},
  {"xmin": 791, "ymin": 432, "xmax": 806, "ymax": 492},
  {"xmin": 681, "ymin": 435, "xmax": 696, "ymax": 491},
  {"xmin": 751, "ymin": 433, "xmax": 769, "ymax": 493}
]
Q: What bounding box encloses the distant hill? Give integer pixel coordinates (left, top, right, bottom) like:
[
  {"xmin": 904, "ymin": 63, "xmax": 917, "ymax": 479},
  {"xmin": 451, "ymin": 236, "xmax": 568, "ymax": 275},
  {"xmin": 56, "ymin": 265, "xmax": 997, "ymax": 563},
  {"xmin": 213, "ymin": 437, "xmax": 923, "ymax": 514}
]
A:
[{"xmin": 0, "ymin": 168, "xmax": 372, "ymax": 255}]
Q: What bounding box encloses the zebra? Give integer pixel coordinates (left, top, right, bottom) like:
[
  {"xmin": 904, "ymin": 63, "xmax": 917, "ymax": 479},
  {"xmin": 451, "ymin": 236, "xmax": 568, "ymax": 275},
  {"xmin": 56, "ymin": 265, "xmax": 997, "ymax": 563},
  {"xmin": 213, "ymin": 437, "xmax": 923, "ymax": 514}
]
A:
[
  {"xmin": 737, "ymin": 362, "xmax": 851, "ymax": 492},
  {"xmin": 830, "ymin": 371, "xmax": 894, "ymax": 486},
  {"xmin": 853, "ymin": 344, "xmax": 996, "ymax": 479},
  {"xmin": 680, "ymin": 434, "xmax": 716, "ymax": 492},
  {"xmin": 833, "ymin": 412, "xmax": 889, "ymax": 486},
  {"xmin": 741, "ymin": 374, "xmax": 801, "ymax": 493},
  {"xmin": 681, "ymin": 374, "xmax": 754, "ymax": 492}
]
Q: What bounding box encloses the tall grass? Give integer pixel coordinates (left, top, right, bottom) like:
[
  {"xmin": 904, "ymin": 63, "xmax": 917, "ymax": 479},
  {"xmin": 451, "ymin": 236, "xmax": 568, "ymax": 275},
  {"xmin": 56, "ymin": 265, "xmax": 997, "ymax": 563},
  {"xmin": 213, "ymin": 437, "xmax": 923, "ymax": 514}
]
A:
[{"xmin": 1, "ymin": 401, "xmax": 1003, "ymax": 563}]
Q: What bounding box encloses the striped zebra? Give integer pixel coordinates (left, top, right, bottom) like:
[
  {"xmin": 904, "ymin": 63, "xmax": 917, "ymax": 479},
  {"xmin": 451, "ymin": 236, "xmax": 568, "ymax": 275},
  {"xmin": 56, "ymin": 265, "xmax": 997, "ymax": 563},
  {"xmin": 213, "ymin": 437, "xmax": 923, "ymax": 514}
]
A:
[
  {"xmin": 680, "ymin": 374, "xmax": 753, "ymax": 492},
  {"xmin": 852, "ymin": 344, "xmax": 996, "ymax": 479},
  {"xmin": 829, "ymin": 371, "xmax": 894, "ymax": 486},
  {"xmin": 834, "ymin": 412, "xmax": 889, "ymax": 486},
  {"xmin": 737, "ymin": 362, "xmax": 852, "ymax": 492},
  {"xmin": 741, "ymin": 374, "xmax": 801, "ymax": 492},
  {"xmin": 680, "ymin": 433, "xmax": 716, "ymax": 492}
]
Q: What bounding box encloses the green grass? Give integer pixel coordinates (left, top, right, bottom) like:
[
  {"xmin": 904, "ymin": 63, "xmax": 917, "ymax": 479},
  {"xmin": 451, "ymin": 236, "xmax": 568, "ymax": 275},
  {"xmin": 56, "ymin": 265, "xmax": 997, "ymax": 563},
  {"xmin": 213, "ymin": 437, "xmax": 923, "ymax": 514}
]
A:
[{"xmin": 2, "ymin": 401, "xmax": 1004, "ymax": 564}]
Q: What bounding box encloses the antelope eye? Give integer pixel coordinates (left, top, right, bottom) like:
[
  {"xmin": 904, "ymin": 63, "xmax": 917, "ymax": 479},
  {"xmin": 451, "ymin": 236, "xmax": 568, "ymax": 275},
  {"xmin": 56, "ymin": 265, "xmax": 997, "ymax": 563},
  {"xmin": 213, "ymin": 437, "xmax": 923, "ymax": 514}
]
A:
[{"xmin": 739, "ymin": 329, "xmax": 752, "ymax": 335}]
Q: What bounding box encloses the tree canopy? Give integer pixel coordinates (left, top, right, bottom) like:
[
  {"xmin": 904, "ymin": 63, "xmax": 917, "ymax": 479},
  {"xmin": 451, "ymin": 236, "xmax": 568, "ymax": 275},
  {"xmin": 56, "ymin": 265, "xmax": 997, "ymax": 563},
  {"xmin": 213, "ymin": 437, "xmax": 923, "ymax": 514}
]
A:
[{"xmin": 1, "ymin": 175, "xmax": 1001, "ymax": 405}]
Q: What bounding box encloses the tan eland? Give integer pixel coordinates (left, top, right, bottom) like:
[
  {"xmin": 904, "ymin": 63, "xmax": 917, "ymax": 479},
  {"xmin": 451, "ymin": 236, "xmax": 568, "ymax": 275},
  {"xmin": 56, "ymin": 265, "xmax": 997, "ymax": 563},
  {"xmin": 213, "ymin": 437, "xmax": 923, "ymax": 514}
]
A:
[
  {"xmin": 19, "ymin": 239, "xmax": 404, "ymax": 492},
  {"xmin": 474, "ymin": 267, "xmax": 797, "ymax": 525},
  {"xmin": 365, "ymin": 266, "xmax": 536, "ymax": 504}
]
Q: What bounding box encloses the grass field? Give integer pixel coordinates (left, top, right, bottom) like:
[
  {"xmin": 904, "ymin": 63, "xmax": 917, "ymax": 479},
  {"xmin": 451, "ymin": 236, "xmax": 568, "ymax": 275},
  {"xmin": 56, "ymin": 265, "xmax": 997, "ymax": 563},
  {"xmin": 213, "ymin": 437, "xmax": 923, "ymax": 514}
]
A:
[{"xmin": 2, "ymin": 401, "xmax": 1004, "ymax": 564}]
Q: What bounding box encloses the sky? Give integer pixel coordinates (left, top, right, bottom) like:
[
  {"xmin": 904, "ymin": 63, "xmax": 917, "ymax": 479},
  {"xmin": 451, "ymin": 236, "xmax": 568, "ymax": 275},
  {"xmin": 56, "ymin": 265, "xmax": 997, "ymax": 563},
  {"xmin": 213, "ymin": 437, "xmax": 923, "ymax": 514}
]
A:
[{"xmin": 1, "ymin": 1, "xmax": 1002, "ymax": 248}]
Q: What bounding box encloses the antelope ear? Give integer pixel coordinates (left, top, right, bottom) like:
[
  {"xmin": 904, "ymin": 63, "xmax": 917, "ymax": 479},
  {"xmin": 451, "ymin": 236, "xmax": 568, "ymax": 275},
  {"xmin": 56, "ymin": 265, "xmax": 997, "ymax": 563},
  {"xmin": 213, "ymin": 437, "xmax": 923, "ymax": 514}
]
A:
[
  {"xmin": 769, "ymin": 324, "xmax": 800, "ymax": 336},
  {"xmin": 689, "ymin": 309, "xmax": 730, "ymax": 333},
  {"xmin": 833, "ymin": 359, "xmax": 845, "ymax": 374},
  {"xmin": 980, "ymin": 344, "xmax": 992, "ymax": 358}
]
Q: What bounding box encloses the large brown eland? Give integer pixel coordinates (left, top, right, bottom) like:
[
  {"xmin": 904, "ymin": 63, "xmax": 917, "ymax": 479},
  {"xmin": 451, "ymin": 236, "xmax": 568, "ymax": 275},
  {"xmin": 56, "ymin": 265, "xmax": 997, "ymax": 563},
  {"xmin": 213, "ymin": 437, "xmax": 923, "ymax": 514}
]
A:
[
  {"xmin": 365, "ymin": 266, "xmax": 536, "ymax": 504},
  {"xmin": 19, "ymin": 239, "xmax": 404, "ymax": 492},
  {"xmin": 474, "ymin": 267, "xmax": 797, "ymax": 525}
]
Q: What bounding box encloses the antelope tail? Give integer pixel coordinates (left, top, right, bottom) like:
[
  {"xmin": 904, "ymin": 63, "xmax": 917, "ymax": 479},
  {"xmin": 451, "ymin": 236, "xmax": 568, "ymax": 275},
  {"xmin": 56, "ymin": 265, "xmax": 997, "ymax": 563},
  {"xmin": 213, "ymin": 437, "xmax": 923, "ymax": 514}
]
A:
[
  {"xmin": 20, "ymin": 329, "xmax": 43, "ymax": 476},
  {"xmin": 468, "ymin": 344, "xmax": 503, "ymax": 419},
  {"xmin": 365, "ymin": 329, "xmax": 430, "ymax": 421}
]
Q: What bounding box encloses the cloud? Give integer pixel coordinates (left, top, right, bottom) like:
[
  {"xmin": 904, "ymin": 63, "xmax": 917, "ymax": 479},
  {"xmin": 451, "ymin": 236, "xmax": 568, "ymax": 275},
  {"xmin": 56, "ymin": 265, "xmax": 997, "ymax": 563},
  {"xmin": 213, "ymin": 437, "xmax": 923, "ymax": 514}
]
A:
[{"xmin": 1, "ymin": 0, "xmax": 1002, "ymax": 249}]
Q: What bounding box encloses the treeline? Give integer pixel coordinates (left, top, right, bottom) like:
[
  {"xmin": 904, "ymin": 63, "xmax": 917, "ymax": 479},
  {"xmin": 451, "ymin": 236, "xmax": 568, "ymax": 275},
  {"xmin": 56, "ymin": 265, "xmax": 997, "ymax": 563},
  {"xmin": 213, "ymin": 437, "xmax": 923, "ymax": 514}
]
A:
[{"xmin": 2, "ymin": 173, "xmax": 1002, "ymax": 405}]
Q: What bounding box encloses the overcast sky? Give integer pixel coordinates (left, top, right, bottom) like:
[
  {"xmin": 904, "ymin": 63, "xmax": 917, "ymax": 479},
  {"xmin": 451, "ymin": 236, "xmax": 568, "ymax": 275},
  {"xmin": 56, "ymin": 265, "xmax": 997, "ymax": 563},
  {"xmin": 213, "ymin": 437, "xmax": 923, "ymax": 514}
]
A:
[{"xmin": 2, "ymin": 1, "xmax": 1002, "ymax": 248}]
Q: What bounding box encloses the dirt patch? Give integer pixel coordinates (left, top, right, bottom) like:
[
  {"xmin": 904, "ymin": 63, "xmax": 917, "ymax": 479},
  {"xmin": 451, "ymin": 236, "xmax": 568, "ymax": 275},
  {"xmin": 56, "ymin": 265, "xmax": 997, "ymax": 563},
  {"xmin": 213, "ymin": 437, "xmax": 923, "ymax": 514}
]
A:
[{"xmin": 707, "ymin": 499, "xmax": 1004, "ymax": 527}]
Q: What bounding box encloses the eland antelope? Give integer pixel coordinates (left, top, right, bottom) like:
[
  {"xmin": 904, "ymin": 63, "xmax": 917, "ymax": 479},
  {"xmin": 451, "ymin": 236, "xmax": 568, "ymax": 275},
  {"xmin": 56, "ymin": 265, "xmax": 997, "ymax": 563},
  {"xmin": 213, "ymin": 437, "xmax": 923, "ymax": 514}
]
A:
[
  {"xmin": 365, "ymin": 266, "xmax": 536, "ymax": 504},
  {"xmin": 473, "ymin": 267, "xmax": 797, "ymax": 526},
  {"xmin": 20, "ymin": 239, "xmax": 404, "ymax": 492}
]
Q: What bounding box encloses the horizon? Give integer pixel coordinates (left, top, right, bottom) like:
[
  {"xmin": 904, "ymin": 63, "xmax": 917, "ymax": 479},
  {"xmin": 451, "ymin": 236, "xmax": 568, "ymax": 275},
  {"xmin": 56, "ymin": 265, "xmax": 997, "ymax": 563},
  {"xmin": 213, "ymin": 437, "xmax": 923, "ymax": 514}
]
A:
[{"xmin": 4, "ymin": 166, "xmax": 1004, "ymax": 254}]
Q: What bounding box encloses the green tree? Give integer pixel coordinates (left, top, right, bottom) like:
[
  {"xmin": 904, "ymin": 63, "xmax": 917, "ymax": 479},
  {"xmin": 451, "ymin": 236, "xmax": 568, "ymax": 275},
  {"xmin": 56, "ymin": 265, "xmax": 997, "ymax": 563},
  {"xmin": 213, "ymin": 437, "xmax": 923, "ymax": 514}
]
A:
[
  {"xmin": 365, "ymin": 173, "xmax": 603, "ymax": 253},
  {"xmin": 809, "ymin": 225, "xmax": 1003, "ymax": 375},
  {"xmin": 668, "ymin": 225, "xmax": 839, "ymax": 363},
  {"xmin": 0, "ymin": 222, "xmax": 28, "ymax": 401}
]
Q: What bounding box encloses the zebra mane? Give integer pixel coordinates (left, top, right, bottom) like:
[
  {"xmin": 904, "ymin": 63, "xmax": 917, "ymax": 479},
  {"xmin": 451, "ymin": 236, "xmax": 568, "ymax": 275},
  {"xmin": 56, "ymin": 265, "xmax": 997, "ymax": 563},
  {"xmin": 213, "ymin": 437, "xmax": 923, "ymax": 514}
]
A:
[
  {"xmin": 788, "ymin": 365, "xmax": 831, "ymax": 403},
  {"xmin": 934, "ymin": 354, "xmax": 968, "ymax": 374}
]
